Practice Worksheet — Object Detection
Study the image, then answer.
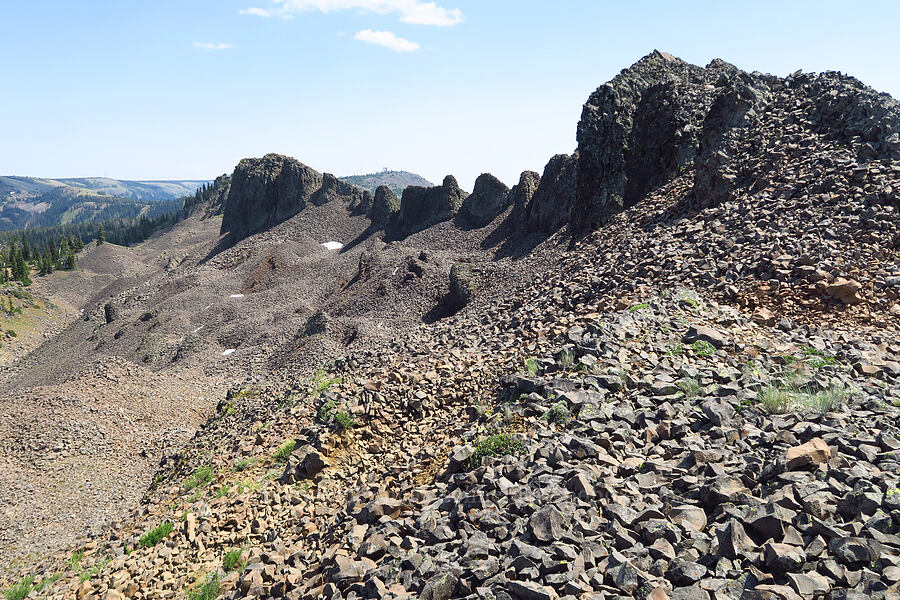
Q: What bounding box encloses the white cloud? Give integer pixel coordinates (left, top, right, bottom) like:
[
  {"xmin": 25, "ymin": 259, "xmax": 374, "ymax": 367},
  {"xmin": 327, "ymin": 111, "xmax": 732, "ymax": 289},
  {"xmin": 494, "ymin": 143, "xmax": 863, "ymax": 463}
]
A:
[
  {"xmin": 354, "ymin": 29, "xmax": 420, "ymax": 52},
  {"xmin": 193, "ymin": 42, "xmax": 235, "ymax": 50},
  {"xmin": 239, "ymin": 7, "xmax": 272, "ymax": 17},
  {"xmin": 243, "ymin": 0, "xmax": 463, "ymax": 26}
]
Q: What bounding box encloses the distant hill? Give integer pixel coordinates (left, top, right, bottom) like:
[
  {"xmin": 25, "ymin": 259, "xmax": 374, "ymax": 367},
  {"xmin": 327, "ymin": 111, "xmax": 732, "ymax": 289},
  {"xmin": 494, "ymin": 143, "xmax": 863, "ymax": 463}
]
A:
[
  {"xmin": 0, "ymin": 176, "xmax": 208, "ymax": 203},
  {"xmin": 0, "ymin": 176, "xmax": 209, "ymax": 232},
  {"xmin": 339, "ymin": 170, "xmax": 433, "ymax": 195}
]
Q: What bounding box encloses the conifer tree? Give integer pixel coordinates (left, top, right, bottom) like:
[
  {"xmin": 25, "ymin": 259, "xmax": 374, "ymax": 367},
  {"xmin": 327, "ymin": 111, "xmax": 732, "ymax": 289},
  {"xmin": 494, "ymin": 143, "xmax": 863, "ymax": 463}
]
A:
[{"xmin": 96, "ymin": 224, "xmax": 105, "ymax": 246}]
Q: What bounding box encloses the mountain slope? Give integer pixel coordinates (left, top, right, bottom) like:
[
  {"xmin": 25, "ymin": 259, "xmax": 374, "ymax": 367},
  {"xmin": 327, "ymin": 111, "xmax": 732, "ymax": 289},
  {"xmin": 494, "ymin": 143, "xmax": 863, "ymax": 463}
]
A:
[
  {"xmin": 0, "ymin": 176, "xmax": 209, "ymax": 202},
  {"xmin": 1, "ymin": 51, "xmax": 899, "ymax": 600}
]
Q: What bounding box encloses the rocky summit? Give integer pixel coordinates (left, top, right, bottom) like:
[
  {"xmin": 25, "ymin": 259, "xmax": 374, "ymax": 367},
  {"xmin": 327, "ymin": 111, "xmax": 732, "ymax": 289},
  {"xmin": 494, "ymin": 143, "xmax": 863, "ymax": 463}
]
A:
[{"xmin": 2, "ymin": 50, "xmax": 900, "ymax": 600}]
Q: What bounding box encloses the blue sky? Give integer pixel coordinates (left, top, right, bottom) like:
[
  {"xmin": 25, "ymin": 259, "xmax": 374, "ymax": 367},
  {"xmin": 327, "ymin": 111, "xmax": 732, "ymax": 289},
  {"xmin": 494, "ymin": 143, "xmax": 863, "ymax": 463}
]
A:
[{"xmin": 2, "ymin": 1, "xmax": 898, "ymax": 189}]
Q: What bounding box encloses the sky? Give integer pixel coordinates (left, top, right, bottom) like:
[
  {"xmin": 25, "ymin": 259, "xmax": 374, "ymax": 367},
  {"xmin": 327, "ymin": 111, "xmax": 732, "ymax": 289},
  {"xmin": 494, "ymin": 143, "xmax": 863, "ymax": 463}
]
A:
[{"xmin": 2, "ymin": 1, "xmax": 899, "ymax": 190}]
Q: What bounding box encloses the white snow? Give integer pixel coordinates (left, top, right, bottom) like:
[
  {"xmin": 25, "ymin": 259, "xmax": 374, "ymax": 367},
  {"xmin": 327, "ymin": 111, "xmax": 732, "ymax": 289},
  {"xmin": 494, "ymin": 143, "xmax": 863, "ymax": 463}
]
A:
[
  {"xmin": 221, "ymin": 348, "xmax": 236, "ymax": 356},
  {"xmin": 320, "ymin": 241, "xmax": 344, "ymax": 251},
  {"xmin": 229, "ymin": 294, "xmax": 244, "ymax": 299},
  {"xmin": 192, "ymin": 325, "xmax": 204, "ymax": 334}
]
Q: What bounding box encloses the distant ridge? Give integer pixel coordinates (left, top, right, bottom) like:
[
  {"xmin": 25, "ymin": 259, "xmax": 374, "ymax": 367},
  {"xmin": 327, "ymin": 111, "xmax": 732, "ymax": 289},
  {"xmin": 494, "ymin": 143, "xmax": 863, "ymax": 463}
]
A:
[
  {"xmin": 0, "ymin": 176, "xmax": 209, "ymax": 202},
  {"xmin": 339, "ymin": 170, "xmax": 433, "ymax": 195}
]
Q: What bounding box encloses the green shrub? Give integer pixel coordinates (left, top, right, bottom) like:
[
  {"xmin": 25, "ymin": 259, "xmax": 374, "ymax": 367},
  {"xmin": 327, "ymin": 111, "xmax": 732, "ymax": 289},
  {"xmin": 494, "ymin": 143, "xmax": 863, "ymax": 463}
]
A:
[
  {"xmin": 223, "ymin": 548, "xmax": 246, "ymax": 573},
  {"xmin": 139, "ymin": 521, "xmax": 173, "ymax": 548},
  {"xmin": 523, "ymin": 357, "xmax": 539, "ymax": 376},
  {"xmin": 272, "ymin": 439, "xmax": 296, "ymax": 462},
  {"xmin": 691, "ymin": 340, "xmax": 716, "ymax": 357},
  {"xmin": 188, "ymin": 572, "xmax": 220, "ymax": 600},
  {"xmin": 470, "ymin": 434, "xmax": 523, "ymax": 469},
  {"xmin": 542, "ymin": 401, "xmax": 570, "ymax": 426},
  {"xmin": 334, "ymin": 410, "xmax": 355, "ymax": 430},
  {"xmin": 233, "ymin": 457, "xmax": 257, "ymax": 472},
  {"xmin": 3, "ymin": 576, "xmax": 33, "ymax": 600},
  {"xmin": 183, "ymin": 466, "xmax": 214, "ymax": 490},
  {"xmin": 677, "ymin": 377, "xmax": 702, "ymax": 398},
  {"xmin": 77, "ymin": 558, "xmax": 109, "ymax": 583},
  {"xmin": 628, "ymin": 302, "xmax": 650, "ymax": 313},
  {"xmin": 312, "ymin": 369, "xmax": 342, "ymax": 396}
]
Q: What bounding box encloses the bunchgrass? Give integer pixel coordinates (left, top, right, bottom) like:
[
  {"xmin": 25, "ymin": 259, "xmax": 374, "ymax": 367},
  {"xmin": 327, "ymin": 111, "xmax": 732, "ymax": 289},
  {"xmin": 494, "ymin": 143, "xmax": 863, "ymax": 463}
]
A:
[
  {"xmin": 677, "ymin": 377, "xmax": 703, "ymax": 398},
  {"xmin": 183, "ymin": 466, "xmax": 215, "ymax": 491},
  {"xmin": 223, "ymin": 548, "xmax": 246, "ymax": 573},
  {"xmin": 272, "ymin": 439, "xmax": 296, "ymax": 462},
  {"xmin": 139, "ymin": 521, "xmax": 173, "ymax": 548},
  {"xmin": 3, "ymin": 576, "xmax": 33, "ymax": 600},
  {"xmin": 187, "ymin": 572, "xmax": 220, "ymax": 600},
  {"xmin": 757, "ymin": 382, "xmax": 849, "ymax": 414}
]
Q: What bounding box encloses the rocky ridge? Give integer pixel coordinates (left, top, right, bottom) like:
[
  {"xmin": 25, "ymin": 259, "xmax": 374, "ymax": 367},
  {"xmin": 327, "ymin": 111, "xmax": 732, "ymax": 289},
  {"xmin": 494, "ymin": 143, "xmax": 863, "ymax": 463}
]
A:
[{"xmin": 2, "ymin": 51, "xmax": 900, "ymax": 600}]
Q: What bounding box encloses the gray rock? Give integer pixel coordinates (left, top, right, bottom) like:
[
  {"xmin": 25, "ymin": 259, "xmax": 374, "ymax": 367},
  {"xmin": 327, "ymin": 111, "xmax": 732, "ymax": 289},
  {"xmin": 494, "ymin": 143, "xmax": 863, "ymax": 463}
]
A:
[
  {"xmin": 398, "ymin": 175, "xmax": 468, "ymax": 235},
  {"xmin": 458, "ymin": 173, "xmax": 511, "ymax": 227},
  {"xmin": 369, "ymin": 185, "xmax": 400, "ymax": 225},
  {"xmin": 527, "ymin": 505, "xmax": 568, "ymax": 543}
]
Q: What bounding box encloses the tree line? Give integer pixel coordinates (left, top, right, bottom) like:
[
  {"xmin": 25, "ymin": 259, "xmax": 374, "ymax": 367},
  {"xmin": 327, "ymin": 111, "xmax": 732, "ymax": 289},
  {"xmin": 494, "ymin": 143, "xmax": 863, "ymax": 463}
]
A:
[{"xmin": 0, "ymin": 178, "xmax": 228, "ymax": 286}]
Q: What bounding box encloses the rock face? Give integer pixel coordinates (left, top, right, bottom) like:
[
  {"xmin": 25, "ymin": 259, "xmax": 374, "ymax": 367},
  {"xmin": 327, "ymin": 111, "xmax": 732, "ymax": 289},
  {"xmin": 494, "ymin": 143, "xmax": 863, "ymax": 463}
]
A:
[
  {"xmin": 369, "ymin": 185, "xmax": 400, "ymax": 225},
  {"xmin": 398, "ymin": 175, "xmax": 468, "ymax": 236},
  {"xmin": 507, "ymin": 170, "xmax": 541, "ymax": 225},
  {"xmin": 457, "ymin": 173, "xmax": 510, "ymax": 227},
  {"xmin": 220, "ymin": 154, "xmax": 370, "ymax": 243},
  {"xmin": 523, "ymin": 154, "xmax": 577, "ymax": 233},
  {"xmin": 221, "ymin": 154, "xmax": 323, "ymax": 242},
  {"xmin": 570, "ymin": 50, "xmax": 900, "ymax": 234}
]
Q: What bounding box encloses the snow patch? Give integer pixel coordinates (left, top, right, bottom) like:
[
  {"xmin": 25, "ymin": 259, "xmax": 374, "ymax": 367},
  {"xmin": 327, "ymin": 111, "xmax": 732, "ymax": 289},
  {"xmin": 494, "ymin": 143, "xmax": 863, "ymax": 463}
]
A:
[
  {"xmin": 320, "ymin": 241, "xmax": 344, "ymax": 251},
  {"xmin": 221, "ymin": 349, "xmax": 236, "ymax": 356},
  {"xmin": 229, "ymin": 294, "xmax": 244, "ymax": 299},
  {"xmin": 192, "ymin": 325, "xmax": 204, "ymax": 334}
]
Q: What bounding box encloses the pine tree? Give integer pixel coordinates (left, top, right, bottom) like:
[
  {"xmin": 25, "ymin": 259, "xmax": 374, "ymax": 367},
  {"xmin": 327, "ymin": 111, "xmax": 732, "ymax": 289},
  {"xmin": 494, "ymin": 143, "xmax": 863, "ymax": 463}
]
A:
[{"xmin": 96, "ymin": 224, "xmax": 105, "ymax": 246}]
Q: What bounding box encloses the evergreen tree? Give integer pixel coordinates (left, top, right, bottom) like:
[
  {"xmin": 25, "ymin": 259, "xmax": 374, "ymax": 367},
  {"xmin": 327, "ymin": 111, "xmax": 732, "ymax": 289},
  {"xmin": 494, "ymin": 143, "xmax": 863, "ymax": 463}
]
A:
[{"xmin": 96, "ymin": 224, "xmax": 105, "ymax": 246}]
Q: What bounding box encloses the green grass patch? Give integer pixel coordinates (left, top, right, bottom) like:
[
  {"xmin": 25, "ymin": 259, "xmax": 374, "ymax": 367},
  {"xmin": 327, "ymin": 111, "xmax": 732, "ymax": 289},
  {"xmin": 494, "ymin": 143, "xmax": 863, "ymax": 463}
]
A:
[
  {"xmin": 470, "ymin": 434, "xmax": 523, "ymax": 469},
  {"xmin": 542, "ymin": 401, "xmax": 570, "ymax": 426},
  {"xmin": 77, "ymin": 559, "xmax": 109, "ymax": 583},
  {"xmin": 691, "ymin": 340, "xmax": 716, "ymax": 357},
  {"xmin": 677, "ymin": 377, "xmax": 702, "ymax": 398},
  {"xmin": 233, "ymin": 457, "xmax": 257, "ymax": 472},
  {"xmin": 223, "ymin": 548, "xmax": 247, "ymax": 573},
  {"xmin": 3, "ymin": 576, "xmax": 33, "ymax": 600},
  {"xmin": 523, "ymin": 357, "xmax": 539, "ymax": 376},
  {"xmin": 311, "ymin": 369, "xmax": 342, "ymax": 396},
  {"xmin": 183, "ymin": 465, "xmax": 215, "ymax": 490},
  {"xmin": 187, "ymin": 572, "xmax": 220, "ymax": 600},
  {"xmin": 272, "ymin": 439, "xmax": 296, "ymax": 462},
  {"xmin": 757, "ymin": 382, "xmax": 849, "ymax": 414},
  {"xmin": 139, "ymin": 521, "xmax": 173, "ymax": 548}
]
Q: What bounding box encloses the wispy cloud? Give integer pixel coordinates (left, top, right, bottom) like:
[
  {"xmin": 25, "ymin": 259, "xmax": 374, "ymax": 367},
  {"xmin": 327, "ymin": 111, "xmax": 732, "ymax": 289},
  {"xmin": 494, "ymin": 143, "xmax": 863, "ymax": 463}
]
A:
[
  {"xmin": 242, "ymin": 0, "xmax": 463, "ymax": 26},
  {"xmin": 354, "ymin": 29, "xmax": 419, "ymax": 52},
  {"xmin": 239, "ymin": 7, "xmax": 272, "ymax": 17},
  {"xmin": 193, "ymin": 42, "xmax": 235, "ymax": 50}
]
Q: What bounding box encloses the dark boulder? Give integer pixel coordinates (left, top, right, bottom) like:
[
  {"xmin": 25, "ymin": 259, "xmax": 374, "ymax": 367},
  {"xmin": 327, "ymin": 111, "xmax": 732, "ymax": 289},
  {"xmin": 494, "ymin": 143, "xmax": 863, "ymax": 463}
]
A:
[
  {"xmin": 398, "ymin": 175, "xmax": 468, "ymax": 236},
  {"xmin": 458, "ymin": 173, "xmax": 510, "ymax": 227},
  {"xmin": 448, "ymin": 263, "xmax": 475, "ymax": 309}
]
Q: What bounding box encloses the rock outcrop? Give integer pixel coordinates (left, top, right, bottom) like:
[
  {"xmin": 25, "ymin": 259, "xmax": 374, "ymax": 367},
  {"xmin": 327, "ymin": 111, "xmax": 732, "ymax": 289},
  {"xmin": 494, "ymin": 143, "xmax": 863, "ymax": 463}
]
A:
[
  {"xmin": 522, "ymin": 153, "xmax": 577, "ymax": 233},
  {"xmin": 220, "ymin": 154, "xmax": 371, "ymax": 243},
  {"xmin": 506, "ymin": 170, "xmax": 541, "ymax": 227},
  {"xmin": 571, "ymin": 50, "xmax": 900, "ymax": 233},
  {"xmin": 369, "ymin": 185, "xmax": 400, "ymax": 226},
  {"xmin": 457, "ymin": 173, "xmax": 510, "ymax": 227},
  {"xmin": 220, "ymin": 154, "xmax": 323, "ymax": 242},
  {"xmin": 398, "ymin": 175, "xmax": 468, "ymax": 236}
]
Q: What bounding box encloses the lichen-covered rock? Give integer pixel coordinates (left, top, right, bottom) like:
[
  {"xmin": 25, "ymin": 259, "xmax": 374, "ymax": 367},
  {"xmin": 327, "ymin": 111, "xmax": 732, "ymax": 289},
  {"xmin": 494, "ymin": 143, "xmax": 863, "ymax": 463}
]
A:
[
  {"xmin": 369, "ymin": 185, "xmax": 400, "ymax": 225},
  {"xmin": 448, "ymin": 262, "xmax": 475, "ymax": 308},
  {"xmin": 398, "ymin": 175, "xmax": 468, "ymax": 236},
  {"xmin": 457, "ymin": 173, "xmax": 510, "ymax": 227}
]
